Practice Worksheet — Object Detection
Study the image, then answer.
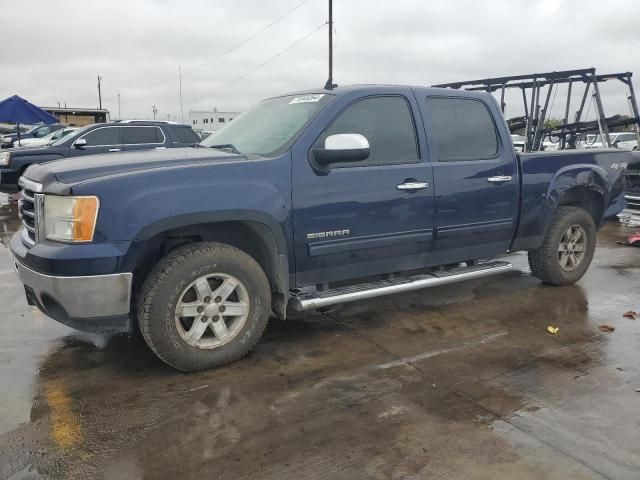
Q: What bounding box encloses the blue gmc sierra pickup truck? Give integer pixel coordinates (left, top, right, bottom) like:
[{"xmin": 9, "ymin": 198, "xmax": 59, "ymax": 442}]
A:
[{"xmin": 10, "ymin": 85, "xmax": 629, "ymax": 371}]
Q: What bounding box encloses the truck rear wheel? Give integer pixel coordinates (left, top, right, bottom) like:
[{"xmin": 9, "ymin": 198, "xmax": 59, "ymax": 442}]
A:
[
  {"xmin": 138, "ymin": 242, "xmax": 271, "ymax": 372},
  {"xmin": 527, "ymin": 206, "xmax": 596, "ymax": 286}
]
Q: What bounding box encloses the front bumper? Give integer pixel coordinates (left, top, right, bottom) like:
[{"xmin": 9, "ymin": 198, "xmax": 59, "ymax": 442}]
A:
[
  {"xmin": 618, "ymin": 208, "xmax": 640, "ymax": 227},
  {"xmin": 617, "ymin": 193, "xmax": 640, "ymax": 227},
  {"xmin": 13, "ymin": 256, "xmax": 133, "ymax": 333}
]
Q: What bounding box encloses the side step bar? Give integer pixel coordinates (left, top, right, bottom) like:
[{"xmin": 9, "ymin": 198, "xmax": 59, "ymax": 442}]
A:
[{"xmin": 290, "ymin": 261, "xmax": 514, "ymax": 311}]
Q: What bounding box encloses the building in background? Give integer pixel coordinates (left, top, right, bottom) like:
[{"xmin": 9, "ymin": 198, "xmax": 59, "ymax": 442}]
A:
[
  {"xmin": 44, "ymin": 107, "xmax": 110, "ymax": 126},
  {"xmin": 189, "ymin": 108, "xmax": 240, "ymax": 132}
]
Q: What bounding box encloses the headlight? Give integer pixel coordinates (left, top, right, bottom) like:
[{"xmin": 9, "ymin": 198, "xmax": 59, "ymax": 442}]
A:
[
  {"xmin": 0, "ymin": 151, "xmax": 9, "ymax": 166},
  {"xmin": 2, "ymin": 136, "xmax": 12, "ymax": 143},
  {"xmin": 43, "ymin": 195, "xmax": 100, "ymax": 242}
]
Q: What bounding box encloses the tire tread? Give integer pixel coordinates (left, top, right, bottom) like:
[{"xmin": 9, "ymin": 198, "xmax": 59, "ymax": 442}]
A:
[
  {"xmin": 137, "ymin": 242, "xmax": 270, "ymax": 371},
  {"xmin": 528, "ymin": 206, "xmax": 595, "ymax": 286}
]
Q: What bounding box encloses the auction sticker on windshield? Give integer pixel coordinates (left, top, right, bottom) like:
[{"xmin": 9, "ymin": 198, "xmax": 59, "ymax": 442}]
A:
[{"xmin": 289, "ymin": 94, "xmax": 325, "ymax": 104}]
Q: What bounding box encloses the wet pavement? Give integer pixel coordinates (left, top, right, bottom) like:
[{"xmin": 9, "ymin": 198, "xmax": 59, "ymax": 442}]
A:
[{"xmin": 1, "ymin": 193, "xmax": 639, "ymax": 479}]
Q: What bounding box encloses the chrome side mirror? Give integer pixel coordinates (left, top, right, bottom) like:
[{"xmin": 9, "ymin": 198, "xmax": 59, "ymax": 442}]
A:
[
  {"xmin": 73, "ymin": 138, "xmax": 87, "ymax": 148},
  {"xmin": 314, "ymin": 133, "xmax": 370, "ymax": 165}
]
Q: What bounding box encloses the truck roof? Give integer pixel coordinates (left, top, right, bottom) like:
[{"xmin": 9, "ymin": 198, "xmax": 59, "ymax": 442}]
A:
[{"xmin": 277, "ymin": 84, "xmax": 492, "ymax": 100}]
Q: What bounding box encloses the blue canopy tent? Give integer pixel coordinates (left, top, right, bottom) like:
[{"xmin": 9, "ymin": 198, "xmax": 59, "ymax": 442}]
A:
[{"xmin": 0, "ymin": 95, "xmax": 59, "ymax": 144}]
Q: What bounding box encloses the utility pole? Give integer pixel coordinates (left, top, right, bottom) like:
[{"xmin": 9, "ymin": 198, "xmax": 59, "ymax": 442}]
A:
[
  {"xmin": 117, "ymin": 92, "xmax": 121, "ymax": 120},
  {"xmin": 324, "ymin": 0, "xmax": 336, "ymax": 90},
  {"xmin": 179, "ymin": 65, "xmax": 185, "ymax": 124},
  {"xmin": 152, "ymin": 105, "xmax": 158, "ymax": 120},
  {"xmin": 97, "ymin": 75, "xmax": 103, "ymax": 109}
]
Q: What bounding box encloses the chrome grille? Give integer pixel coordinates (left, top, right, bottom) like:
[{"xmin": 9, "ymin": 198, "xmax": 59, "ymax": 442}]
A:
[{"xmin": 17, "ymin": 178, "xmax": 43, "ymax": 247}]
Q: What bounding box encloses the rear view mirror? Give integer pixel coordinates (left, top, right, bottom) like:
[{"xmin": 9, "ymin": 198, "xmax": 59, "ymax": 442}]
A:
[
  {"xmin": 73, "ymin": 138, "xmax": 87, "ymax": 148},
  {"xmin": 314, "ymin": 133, "xmax": 370, "ymax": 165}
]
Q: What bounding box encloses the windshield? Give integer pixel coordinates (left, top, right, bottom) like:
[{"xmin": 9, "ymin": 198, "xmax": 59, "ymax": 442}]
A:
[
  {"xmin": 50, "ymin": 124, "xmax": 93, "ymax": 146},
  {"xmin": 24, "ymin": 125, "xmax": 44, "ymax": 135},
  {"xmin": 615, "ymin": 133, "xmax": 636, "ymax": 142},
  {"xmin": 41, "ymin": 130, "xmax": 62, "ymax": 141},
  {"xmin": 200, "ymin": 93, "xmax": 333, "ymax": 155},
  {"xmin": 46, "ymin": 128, "xmax": 73, "ymax": 143}
]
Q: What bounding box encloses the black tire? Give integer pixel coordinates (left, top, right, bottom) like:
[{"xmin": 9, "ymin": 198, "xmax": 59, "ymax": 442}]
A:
[
  {"xmin": 138, "ymin": 242, "xmax": 271, "ymax": 372},
  {"xmin": 528, "ymin": 206, "xmax": 596, "ymax": 286}
]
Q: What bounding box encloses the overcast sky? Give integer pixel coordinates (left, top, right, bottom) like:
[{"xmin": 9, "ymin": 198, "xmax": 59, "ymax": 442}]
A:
[{"xmin": 2, "ymin": 0, "xmax": 639, "ymax": 122}]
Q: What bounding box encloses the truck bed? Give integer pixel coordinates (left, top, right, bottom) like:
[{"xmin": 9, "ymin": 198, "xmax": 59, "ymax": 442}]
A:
[{"xmin": 512, "ymin": 148, "xmax": 630, "ymax": 251}]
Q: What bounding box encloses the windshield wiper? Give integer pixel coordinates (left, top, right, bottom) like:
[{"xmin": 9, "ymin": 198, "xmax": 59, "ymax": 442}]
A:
[{"xmin": 208, "ymin": 143, "xmax": 241, "ymax": 154}]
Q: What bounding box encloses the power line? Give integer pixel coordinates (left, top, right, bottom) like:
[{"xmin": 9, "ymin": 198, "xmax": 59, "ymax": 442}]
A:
[
  {"xmin": 184, "ymin": 22, "xmax": 327, "ymax": 105},
  {"xmin": 137, "ymin": 0, "xmax": 312, "ymax": 90},
  {"xmin": 183, "ymin": 0, "xmax": 312, "ymax": 77}
]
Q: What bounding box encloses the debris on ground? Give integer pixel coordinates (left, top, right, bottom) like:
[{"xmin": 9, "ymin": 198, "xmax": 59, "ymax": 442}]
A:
[
  {"xmin": 616, "ymin": 232, "xmax": 640, "ymax": 247},
  {"xmin": 623, "ymin": 311, "xmax": 638, "ymax": 320},
  {"xmin": 547, "ymin": 326, "xmax": 560, "ymax": 335},
  {"xmin": 598, "ymin": 325, "xmax": 616, "ymax": 333}
]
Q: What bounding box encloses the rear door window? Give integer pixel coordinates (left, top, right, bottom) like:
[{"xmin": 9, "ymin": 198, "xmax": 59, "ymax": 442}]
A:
[
  {"xmin": 123, "ymin": 126, "xmax": 164, "ymax": 145},
  {"xmin": 171, "ymin": 126, "xmax": 201, "ymax": 144},
  {"xmin": 426, "ymin": 97, "xmax": 499, "ymax": 161}
]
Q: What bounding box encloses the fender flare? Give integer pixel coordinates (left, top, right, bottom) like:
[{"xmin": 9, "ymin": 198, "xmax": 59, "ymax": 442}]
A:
[
  {"xmin": 130, "ymin": 210, "xmax": 291, "ymax": 313},
  {"xmin": 540, "ymin": 164, "xmax": 608, "ymax": 235}
]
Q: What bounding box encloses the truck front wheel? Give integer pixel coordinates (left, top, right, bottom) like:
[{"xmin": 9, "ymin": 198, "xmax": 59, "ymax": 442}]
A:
[
  {"xmin": 527, "ymin": 206, "xmax": 596, "ymax": 286},
  {"xmin": 138, "ymin": 242, "xmax": 271, "ymax": 371}
]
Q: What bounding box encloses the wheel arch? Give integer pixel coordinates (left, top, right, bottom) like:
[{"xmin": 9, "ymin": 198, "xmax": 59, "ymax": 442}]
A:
[
  {"xmin": 128, "ymin": 213, "xmax": 290, "ymax": 318},
  {"xmin": 540, "ymin": 165, "xmax": 608, "ymax": 239},
  {"xmin": 533, "ymin": 185, "xmax": 605, "ymax": 248},
  {"xmin": 556, "ymin": 185, "xmax": 605, "ymax": 226}
]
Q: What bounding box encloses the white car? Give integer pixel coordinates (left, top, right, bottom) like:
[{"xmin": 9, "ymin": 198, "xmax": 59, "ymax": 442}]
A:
[
  {"xmin": 12, "ymin": 127, "xmax": 77, "ymax": 148},
  {"xmin": 511, "ymin": 134, "xmax": 562, "ymax": 152},
  {"xmin": 578, "ymin": 132, "xmax": 638, "ymax": 149},
  {"xmin": 617, "ymin": 134, "xmax": 639, "ymax": 150},
  {"xmin": 511, "ymin": 134, "xmax": 526, "ymax": 152}
]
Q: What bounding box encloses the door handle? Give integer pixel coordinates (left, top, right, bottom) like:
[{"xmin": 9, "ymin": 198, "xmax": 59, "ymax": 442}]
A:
[
  {"xmin": 397, "ymin": 181, "xmax": 429, "ymax": 191},
  {"xmin": 487, "ymin": 175, "xmax": 512, "ymax": 183},
  {"xmin": 109, "ymin": 148, "xmax": 121, "ymax": 152}
]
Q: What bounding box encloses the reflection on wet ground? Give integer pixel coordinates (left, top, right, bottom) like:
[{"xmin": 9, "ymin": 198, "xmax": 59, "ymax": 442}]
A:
[
  {"xmin": 0, "ymin": 193, "xmax": 19, "ymax": 249},
  {"xmin": 0, "ymin": 197, "xmax": 639, "ymax": 479}
]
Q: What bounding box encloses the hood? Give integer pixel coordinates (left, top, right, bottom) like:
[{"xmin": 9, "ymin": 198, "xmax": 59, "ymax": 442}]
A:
[
  {"xmin": 8, "ymin": 144, "xmax": 68, "ymax": 157},
  {"xmin": 24, "ymin": 147, "xmax": 247, "ymax": 192},
  {"xmin": 2, "ymin": 132, "xmax": 20, "ymax": 139}
]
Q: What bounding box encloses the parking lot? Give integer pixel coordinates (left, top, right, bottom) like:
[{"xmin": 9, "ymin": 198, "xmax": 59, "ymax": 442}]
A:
[{"xmin": 0, "ymin": 194, "xmax": 639, "ymax": 479}]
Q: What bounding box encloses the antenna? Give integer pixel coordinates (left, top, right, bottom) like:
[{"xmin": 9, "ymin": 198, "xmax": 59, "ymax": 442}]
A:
[
  {"xmin": 97, "ymin": 75, "xmax": 103, "ymax": 109},
  {"xmin": 324, "ymin": 0, "xmax": 336, "ymax": 90}
]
